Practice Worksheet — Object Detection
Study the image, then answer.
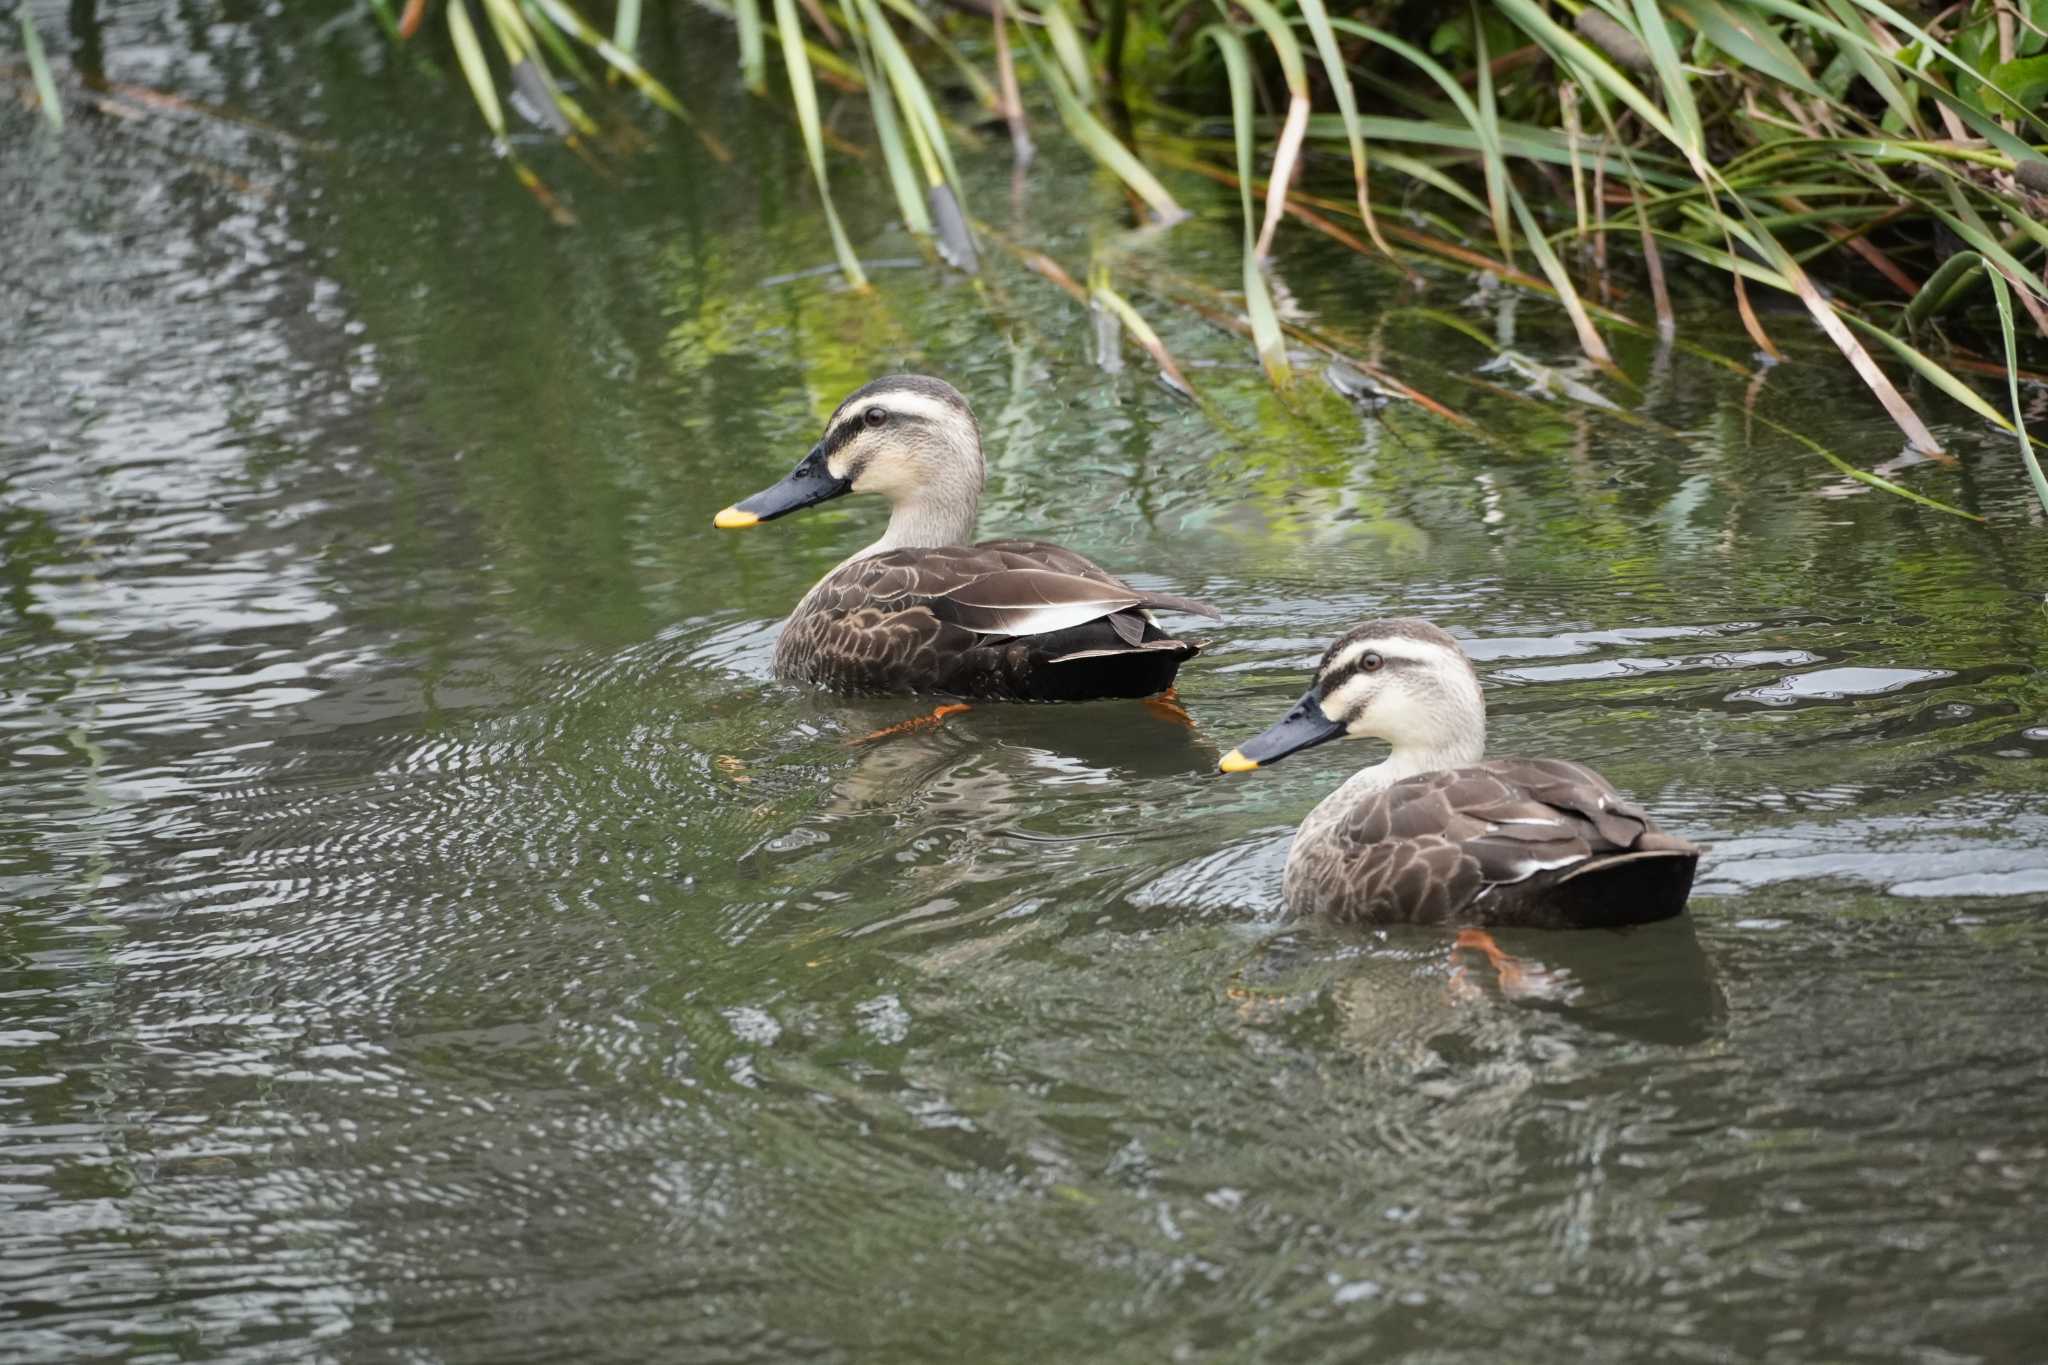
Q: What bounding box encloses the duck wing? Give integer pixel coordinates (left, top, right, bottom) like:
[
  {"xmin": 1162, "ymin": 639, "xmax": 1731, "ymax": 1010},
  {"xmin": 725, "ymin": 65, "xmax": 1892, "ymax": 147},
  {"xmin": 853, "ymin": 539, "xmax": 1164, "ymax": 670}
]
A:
[
  {"xmin": 970, "ymin": 539, "xmax": 1223, "ymax": 621},
  {"xmin": 774, "ymin": 543, "xmax": 1216, "ymax": 700},
  {"xmin": 1304, "ymin": 759, "xmax": 1699, "ymax": 927},
  {"xmin": 931, "ymin": 566, "xmax": 1149, "ymax": 637}
]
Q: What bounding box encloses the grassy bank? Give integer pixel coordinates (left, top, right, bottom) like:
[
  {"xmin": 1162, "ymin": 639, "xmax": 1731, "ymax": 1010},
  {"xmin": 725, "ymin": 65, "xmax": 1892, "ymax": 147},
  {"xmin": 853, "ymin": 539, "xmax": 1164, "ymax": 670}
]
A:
[{"xmin": 44, "ymin": 0, "xmax": 2031, "ymax": 509}]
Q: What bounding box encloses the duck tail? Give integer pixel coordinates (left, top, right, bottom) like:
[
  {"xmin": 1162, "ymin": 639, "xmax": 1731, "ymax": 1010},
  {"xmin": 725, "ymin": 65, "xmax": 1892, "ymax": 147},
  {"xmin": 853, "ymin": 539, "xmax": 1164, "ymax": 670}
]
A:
[{"xmin": 1136, "ymin": 591, "xmax": 1222, "ymax": 621}]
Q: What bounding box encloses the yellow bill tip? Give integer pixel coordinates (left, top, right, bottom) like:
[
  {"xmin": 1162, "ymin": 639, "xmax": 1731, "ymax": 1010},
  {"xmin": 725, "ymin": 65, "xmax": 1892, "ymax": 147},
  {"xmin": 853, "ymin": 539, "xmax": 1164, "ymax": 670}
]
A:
[
  {"xmin": 1218, "ymin": 749, "xmax": 1259, "ymax": 774},
  {"xmin": 713, "ymin": 506, "xmax": 759, "ymax": 530}
]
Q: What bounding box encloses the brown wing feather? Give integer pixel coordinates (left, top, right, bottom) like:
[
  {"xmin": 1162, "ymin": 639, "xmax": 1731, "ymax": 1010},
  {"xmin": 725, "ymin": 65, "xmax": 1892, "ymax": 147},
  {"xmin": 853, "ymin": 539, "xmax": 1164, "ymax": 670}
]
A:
[
  {"xmin": 972, "ymin": 539, "xmax": 1223, "ymax": 619},
  {"xmin": 771, "ymin": 543, "xmax": 1214, "ymax": 700},
  {"xmin": 929, "ymin": 567, "xmax": 1141, "ymax": 636},
  {"xmin": 1290, "ymin": 758, "xmax": 1699, "ymax": 927}
]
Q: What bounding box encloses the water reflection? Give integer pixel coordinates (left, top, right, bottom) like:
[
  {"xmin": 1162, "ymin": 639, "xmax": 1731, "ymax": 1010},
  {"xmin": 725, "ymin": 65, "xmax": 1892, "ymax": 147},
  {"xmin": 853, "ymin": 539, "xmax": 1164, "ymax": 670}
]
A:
[{"xmin": 5, "ymin": 6, "xmax": 2048, "ymax": 1360}]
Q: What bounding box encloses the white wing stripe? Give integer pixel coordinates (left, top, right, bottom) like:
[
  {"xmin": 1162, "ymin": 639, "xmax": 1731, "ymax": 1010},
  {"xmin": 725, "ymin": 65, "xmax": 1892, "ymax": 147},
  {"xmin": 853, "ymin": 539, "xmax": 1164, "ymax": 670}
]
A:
[{"xmin": 954, "ymin": 600, "xmax": 1138, "ymax": 637}]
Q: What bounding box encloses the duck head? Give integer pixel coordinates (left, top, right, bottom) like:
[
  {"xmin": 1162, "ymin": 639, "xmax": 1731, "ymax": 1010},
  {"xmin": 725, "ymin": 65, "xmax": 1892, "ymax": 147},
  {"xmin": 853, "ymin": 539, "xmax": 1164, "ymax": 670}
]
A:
[
  {"xmin": 714, "ymin": 375, "xmax": 985, "ymax": 549},
  {"xmin": 1219, "ymin": 619, "xmax": 1486, "ymax": 774}
]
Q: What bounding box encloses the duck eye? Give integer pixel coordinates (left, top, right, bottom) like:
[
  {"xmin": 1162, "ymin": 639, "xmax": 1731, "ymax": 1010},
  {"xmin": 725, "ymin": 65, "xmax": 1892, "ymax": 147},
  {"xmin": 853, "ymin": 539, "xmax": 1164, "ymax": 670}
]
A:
[
  {"xmin": 863, "ymin": 407, "xmax": 888, "ymax": 428},
  {"xmin": 1361, "ymin": 651, "xmax": 1384, "ymax": 672}
]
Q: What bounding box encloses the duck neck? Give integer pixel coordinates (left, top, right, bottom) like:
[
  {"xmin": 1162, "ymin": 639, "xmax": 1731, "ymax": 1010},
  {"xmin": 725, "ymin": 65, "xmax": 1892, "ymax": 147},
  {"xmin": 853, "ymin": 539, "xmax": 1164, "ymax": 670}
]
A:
[
  {"xmin": 1297, "ymin": 732, "xmax": 1484, "ymax": 849},
  {"xmin": 855, "ymin": 485, "xmax": 981, "ymax": 559}
]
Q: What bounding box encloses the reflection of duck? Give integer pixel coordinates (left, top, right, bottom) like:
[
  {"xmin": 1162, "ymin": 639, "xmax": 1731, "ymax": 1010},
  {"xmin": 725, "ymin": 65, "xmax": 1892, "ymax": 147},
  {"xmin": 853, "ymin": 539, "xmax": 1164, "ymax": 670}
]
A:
[
  {"xmin": 713, "ymin": 375, "xmax": 1218, "ymax": 702},
  {"xmin": 1234, "ymin": 915, "xmax": 1723, "ymax": 1073},
  {"xmin": 1219, "ymin": 619, "xmax": 1699, "ymax": 928},
  {"xmin": 819, "ymin": 693, "xmax": 1219, "ymax": 811},
  {"xmin": 1456, "ymin": 914, "xmax": 1724, "ymax": 1046}
]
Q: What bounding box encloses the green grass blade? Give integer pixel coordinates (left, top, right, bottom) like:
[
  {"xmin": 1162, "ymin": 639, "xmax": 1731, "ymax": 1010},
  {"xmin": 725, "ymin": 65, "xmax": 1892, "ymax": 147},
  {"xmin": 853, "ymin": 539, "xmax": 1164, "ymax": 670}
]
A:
[
  {"xmin": 1817, "ymin": 0, "xmax": 1920, "ymax": 133},
  {"xmin": 518, "ymin": 0, "xmax": 600, "ymax": 89},
  {"xmin": 447, "ymin": 0, "xmax": 508, "ymax": 137},
  {"xmin": 847, "ymin": 9, "xmax": 930, "ymax": 235},
  {"xmin": 1222, "ymin": 0, "xmax": 1307, "ymax": 259},
  {"xmin": 1846, "ymin": 313, "xmax": 2019, "ymax": 434},
  {"xmin": 861, "ymin": 0, "xmax": 958, "ymax": 189},
  {"xmin": 526, "ymin": 0, "xmax": 696, "ymax": 123},
  {"xmin": 1324, "ymin": 17, "xmax": 1522, "ymax": 249},
  {"xmin": 1294, "ymin": 0, "xmax": 1398, "ymax": 265},
  {"xmin": 18, "ymin": 3, "xmax": 62, "ymax": 130},
  {"xmin": 611, "ymin": 0, "xmax": 641, "ymax": 56},
  {"xmin": 1203, "ymin": 23, "xmax": 1289, "ymax": 386},
  {"xmin": 1025, "ymin": 27, "xmax": 1186, "ymax": 222},
  {"xmin": 1493, "ymin": 0, "xmax": 1689, "ymax": 159},
  {"xmin": 858, "ymin": 0, "xmax": 974, "ymax": 270},
  {"xmin": 365, "ymin": 0, "xmax": 403, "ymax": 43},
  {"xmin": 488, "ymin": 0, "xmax": 595, "ymax": 138},
  {"xmin": 771, "ymin": 0, "xmax": 868, "ymax": 288},
  {"xmin": 735, "ymin": 0, "xmax": 766, "ymax": 92},
  {"xmin": 1470, "ymin": 3, "xmax": 1514, "ymax": 260},
  {"xmin": 1922, "ymin": 182, "xmax": 2048, "ymax": 309},
  {"xmin": 1898, "ymin": 250, "xmax": 1983, "ymax": 332},
  {"xmin": 1665, "ymin": 0, "xmax": 1824, "ymax": 97},
  {"xmin": 1301, "ymin": 108, "xmax": 1691, "ymax": 185},
  {"xmin": 1371, "ymin": 150, "xmax": 1488, "ymax": 217},
  {"xmin": 874, "ymin": 0, "xmax": 998, "ymax": 111},
  {"xmin": 1754, "ymin": 414, "xmax": 1982, "ymax": 520},
  {"xmin": 1625, "ymin": 1, "xmax": 1702, "ymax": 161},
  {"xmin": 1988, "ymin": 271, "xmax": 2048, "ymax": 515},
  {"xmin": 1720, "ymin": 209, "xmax": 1942, "ymax": 452},
  {"xmin": 1505, "ymin": 178, "xmax": 1612, "ymax": 365},
  {"xmin": 1042, "ymin": 1, "xmax": 1095, "ymax": 106}
]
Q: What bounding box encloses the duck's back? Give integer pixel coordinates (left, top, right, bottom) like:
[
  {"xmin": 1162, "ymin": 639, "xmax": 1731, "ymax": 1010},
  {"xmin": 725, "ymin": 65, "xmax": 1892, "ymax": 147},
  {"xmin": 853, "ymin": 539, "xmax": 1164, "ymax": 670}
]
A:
[
  {"xmin": 1283, "ymin": 757, "xmax": 1699, "ymax": 928},
  {"xmin": 773, "ymin": 539, "xmax": 1214, "ymax": 701}
]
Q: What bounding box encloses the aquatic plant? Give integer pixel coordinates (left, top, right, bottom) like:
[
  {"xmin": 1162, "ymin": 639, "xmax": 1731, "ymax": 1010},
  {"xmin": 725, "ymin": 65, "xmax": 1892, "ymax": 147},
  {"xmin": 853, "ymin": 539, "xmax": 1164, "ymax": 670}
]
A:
[{"xmin": 382, "ymin": 0, "xmax": 2045, "ymax": 511}]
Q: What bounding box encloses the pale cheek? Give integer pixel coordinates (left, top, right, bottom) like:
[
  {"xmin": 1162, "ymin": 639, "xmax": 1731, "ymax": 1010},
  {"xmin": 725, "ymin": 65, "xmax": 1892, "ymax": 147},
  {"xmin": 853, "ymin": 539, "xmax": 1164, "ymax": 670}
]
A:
[
  {"xmin": 1357, "ymin": 689, "xmax": 1430, "ymax": 739},
  {"xmin": 1319, "ymin": 677, "xmax": 1370, "ymax": 727}
]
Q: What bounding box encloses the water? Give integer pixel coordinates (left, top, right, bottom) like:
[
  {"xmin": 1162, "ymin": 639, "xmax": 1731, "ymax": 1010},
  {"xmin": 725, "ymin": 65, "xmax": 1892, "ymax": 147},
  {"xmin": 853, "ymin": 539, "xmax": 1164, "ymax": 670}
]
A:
[{"xmin": 5, "ymin": 5, "xmax": 2048, "ymax": 1359}]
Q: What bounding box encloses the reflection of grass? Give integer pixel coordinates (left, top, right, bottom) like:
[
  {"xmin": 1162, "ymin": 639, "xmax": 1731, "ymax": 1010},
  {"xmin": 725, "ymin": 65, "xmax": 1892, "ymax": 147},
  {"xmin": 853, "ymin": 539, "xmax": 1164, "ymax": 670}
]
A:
[{"xmin": 392, "ymin": 1, "xmax": 2048, "ymax": 515}]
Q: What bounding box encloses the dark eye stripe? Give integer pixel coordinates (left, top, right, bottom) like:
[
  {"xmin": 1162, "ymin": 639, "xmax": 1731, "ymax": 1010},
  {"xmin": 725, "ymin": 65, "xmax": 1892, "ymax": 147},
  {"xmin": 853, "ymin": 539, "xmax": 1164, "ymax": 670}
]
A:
[
  {"xmin": 1318, "ymin": 653, "xmax": 1411, "ymax": 696},
  {"xmin": 821, "ymin": 408, "xmax": 931, "ymax": 459}
]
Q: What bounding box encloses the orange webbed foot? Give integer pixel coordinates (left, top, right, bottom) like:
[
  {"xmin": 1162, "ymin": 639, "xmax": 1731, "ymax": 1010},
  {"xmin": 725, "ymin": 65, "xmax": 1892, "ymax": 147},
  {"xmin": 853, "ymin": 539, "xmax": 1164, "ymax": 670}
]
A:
[
  {"xmin": 1141, "ymin": 685, "xmax": 1194, "ymax": 728},
  {"xmin": 847, "ymin": 702, "xmax": 972, "ymax": 747},
  {"xmin": 1448, "ymin": 927, "xmax": 1567, "ymax": 1002}
]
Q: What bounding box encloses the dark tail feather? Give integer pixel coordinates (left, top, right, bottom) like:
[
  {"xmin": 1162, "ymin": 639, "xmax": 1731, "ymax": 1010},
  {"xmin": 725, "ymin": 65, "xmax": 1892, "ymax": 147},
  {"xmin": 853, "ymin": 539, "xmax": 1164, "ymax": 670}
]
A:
[
  {"xmin": 1028, "ymin": 638, "xmax": 1197, "ymax": 700},
  {"xmin": 1137, "ymin": 591, "xmax": 1222, "ymax": 620},
  {"xmin": 1550, "ymin": 849, "xmax": 1698, "ymax": 928},
  {"xmin": 1045, "ymin": 638, "xmax": 1200, "ymax": 664}
]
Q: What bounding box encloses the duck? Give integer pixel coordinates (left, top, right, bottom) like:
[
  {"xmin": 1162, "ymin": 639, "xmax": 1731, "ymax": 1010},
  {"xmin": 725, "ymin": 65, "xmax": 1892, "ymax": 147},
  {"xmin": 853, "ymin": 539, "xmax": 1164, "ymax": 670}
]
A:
[
  {"xmin": 713, "ymin": 375, "xmax": 1219, "ymax": 701},
  {"xmin": 1217, "ymin": 618, "xmax": 1699, "ymax": 928}
]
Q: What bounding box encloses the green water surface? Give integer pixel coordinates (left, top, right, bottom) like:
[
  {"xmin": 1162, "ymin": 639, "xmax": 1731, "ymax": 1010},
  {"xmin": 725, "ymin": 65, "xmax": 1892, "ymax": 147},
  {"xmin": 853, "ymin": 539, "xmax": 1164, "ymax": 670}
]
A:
[{"xmin": 4, "ymin": 5, "xmax": 2048, "ymax": 1360}]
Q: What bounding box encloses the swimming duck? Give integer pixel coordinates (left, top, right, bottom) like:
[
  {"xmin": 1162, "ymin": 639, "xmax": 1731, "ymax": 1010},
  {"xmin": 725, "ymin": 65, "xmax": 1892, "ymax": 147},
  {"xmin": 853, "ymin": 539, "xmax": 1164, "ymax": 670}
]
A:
[
  {"xmin": 714, "ymin": 375, "xmax": 1219, "ymax": 701},
  {"xmin": 1218, "ymin": 619, "xmax": 1699, "ymax": 928}
]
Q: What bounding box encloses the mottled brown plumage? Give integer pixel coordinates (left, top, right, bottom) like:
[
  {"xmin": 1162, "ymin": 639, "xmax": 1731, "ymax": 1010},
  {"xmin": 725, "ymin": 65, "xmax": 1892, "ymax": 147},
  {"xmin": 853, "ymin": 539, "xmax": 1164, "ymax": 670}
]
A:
[
  {"xmin": 777, "ymin": 539, "xmax": 1217, "ymax": 700},
  {"xmin": 1221, "ymin": 619, "xmax": 1699, "ymax": 929},
  {"xmin": 717, "ymin": 376, "xmax": 1218, "ymax": 701},
  {"xmin": 1284, "ymin": 757, "xmax": 1698, "ymax": 928}
]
